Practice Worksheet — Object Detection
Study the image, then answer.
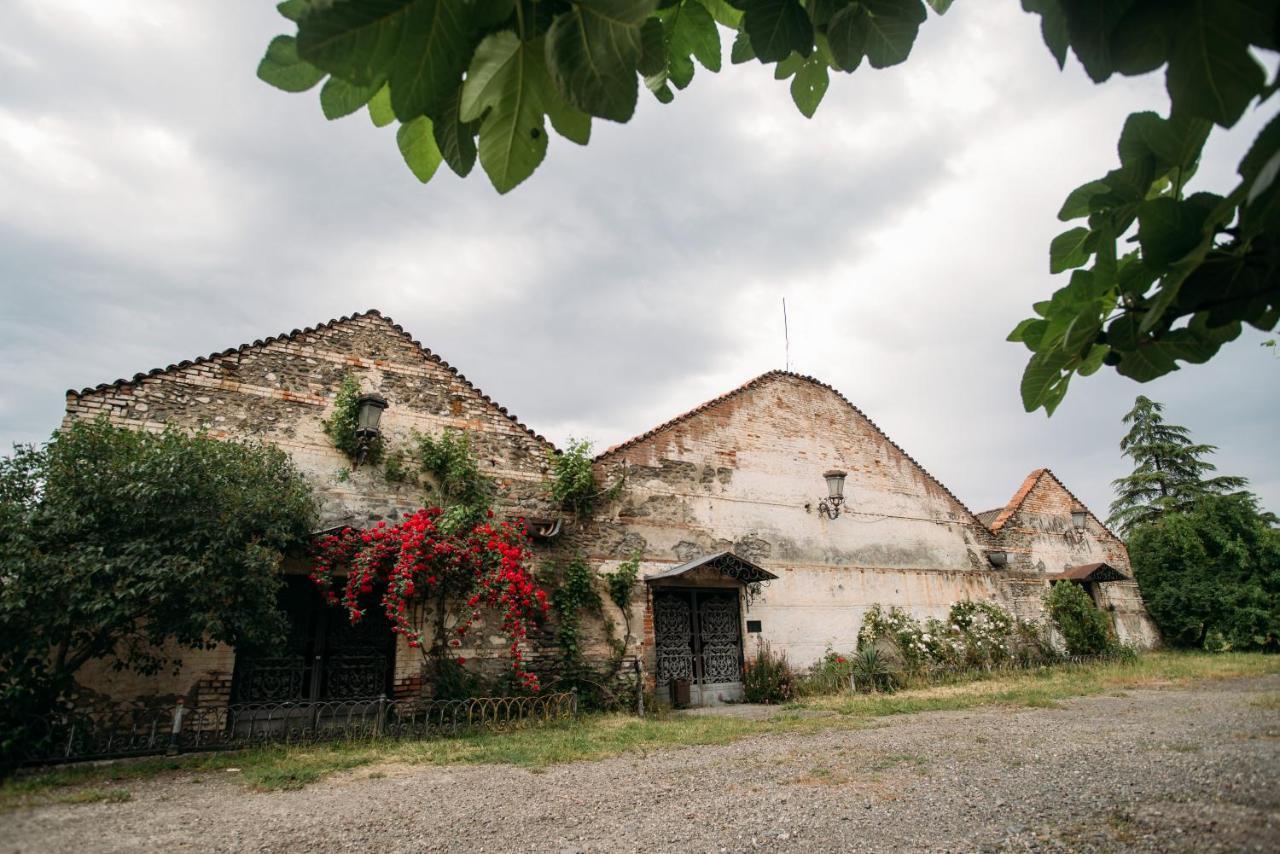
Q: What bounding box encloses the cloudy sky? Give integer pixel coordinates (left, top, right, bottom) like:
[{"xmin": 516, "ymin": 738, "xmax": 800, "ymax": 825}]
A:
[{"xmin": 1, "ymin": 1, "xmax": 1276, "ymax": 521}]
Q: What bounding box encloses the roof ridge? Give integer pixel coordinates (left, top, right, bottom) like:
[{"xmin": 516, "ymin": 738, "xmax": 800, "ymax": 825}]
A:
[
  {"xmin": 986, "ymin": 469, "xmax": 1048, "ymax": 534},
  {"xmin": 66, "ymin": 308, "xmax": 555, "ymax": 450},
  {"xmin": 1036, "ymin": 468, "xmax": 1123, "ymax": 543},
  {"xmin": 986, "ymin": 467, "xmax": 1120, "ymax": 542},
  {"xmin": 596, "ymin": 369, "xmax": 985, "ymax": 525}
]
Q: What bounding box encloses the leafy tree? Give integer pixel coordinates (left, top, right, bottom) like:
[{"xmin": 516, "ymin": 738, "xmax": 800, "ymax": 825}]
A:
[
  {"xmin": 1129, "ymin": 492, "xmax": 1280, "ymax": 651},
  {"xmin": 257, "ymin": 2, "xmax": 1279, "ymax": 410},
  {"xmin": 0, "ymin": 419, "xmax": 317, "ymax": 772},
  {"xmin": 1043, "ymin": 579, "xmax": 1113, "ymax": 656},
  {"xmin": 1108, "ymin": 395, "xmax": 1247, "ymax": 534}
]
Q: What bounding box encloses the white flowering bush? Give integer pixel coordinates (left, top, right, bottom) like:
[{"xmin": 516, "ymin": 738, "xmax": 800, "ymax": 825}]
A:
[
  {"xmin": 857, "ymin": 605, "xmax": 930, "ymax": 671},
  {"xmin": 858, "ymin": 601, "xmax": 1053, "ymax": 673}
]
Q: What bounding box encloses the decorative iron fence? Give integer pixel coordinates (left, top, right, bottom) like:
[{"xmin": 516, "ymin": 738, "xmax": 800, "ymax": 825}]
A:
[{"xmin": 19, "ymin": 692, "xmax": 577, "ymax": 768}]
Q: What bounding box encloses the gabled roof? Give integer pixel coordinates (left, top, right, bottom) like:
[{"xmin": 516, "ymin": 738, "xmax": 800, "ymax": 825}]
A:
[
  {"xmin": 984, "ymin": 468, "xmax": 1118, "ymax": 541},
  {"xmin": 644, "ymin": 550, "xmax": 778, "ymax": 585},
  {"xmin": 1051, "ymin": 562, "xmax": 1129, "ymax": 582},
  {"xmin": 975, "ymin": 508, "xmax": 1004, "ymax": 527},
  {"xmin": 66, "ymin": 309, "xmax": 555, "ymax": 450},
  {"xmin": 597, "ymin": 370, "xmax": 983, "ymax": 523}
]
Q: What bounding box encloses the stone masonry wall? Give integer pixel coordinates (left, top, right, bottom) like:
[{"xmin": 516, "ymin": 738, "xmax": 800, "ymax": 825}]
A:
[{"xmin": 63, "ymin": 311, "xmax": 563, "ymax": 704}]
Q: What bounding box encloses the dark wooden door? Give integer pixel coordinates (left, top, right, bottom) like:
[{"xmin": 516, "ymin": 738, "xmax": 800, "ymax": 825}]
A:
[{"xmin": 232, "ymin": 577, "xmax": 394, "ymax": 703}]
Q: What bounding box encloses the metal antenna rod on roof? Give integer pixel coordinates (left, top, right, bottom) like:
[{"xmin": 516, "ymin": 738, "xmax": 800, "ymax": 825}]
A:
[{"xmin": 782, "ymin": 298, "xmax": 790, "ymax": 371}]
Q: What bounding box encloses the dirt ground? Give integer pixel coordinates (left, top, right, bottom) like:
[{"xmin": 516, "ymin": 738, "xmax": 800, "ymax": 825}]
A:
[{"xmin": 5, "ymin": 675, "xmax": 1279, "ymax": 853}]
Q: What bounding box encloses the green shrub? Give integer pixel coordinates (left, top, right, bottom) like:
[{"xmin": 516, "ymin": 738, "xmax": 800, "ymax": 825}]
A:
[
  {"xmin": 850, "ymin": 648, "xmax": 899, "ymax": 693},
  {"xmin": 743, "ymin": 643, "xmax": 794, "ymax": 704},
  {"xmin": 416, "ymin": 429, "xmax": 492, "ymax": 532},
  {"xmin": 797, "ymin": 648, "xmax": 855, "ymax": 696},
  {"xmin": 1044, "ymin": 581, "xmax": 1114, "ymax": 656},
  {"xmin": 548, "ymin": 439, "xmax": 598, "ymax": 516},
  {"xmin": 859, "ymin": 601, "xmax": 1036, "ymax": 673}
]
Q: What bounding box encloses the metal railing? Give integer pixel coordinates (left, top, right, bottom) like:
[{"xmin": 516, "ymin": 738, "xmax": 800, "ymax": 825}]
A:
[{"xmin": 19, "ymin": 692, "xmax": 578, "ymax": 767}]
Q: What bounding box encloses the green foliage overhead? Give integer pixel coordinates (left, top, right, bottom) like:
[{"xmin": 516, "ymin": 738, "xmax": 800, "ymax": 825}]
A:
[
  {"xmin": 259, "ymin": 1, "xmax": 1279, "ymax": 412},
  {"xmin": 1129, "ymin": 493, "xmax": 1280, "ymax": 651},
  {"xmin": 1043, "ymin": 580, "xmax": 1113, "ymax": 656},
  {"xmin": 0, "ymin": 419, "xmax": 317, "ymax": 772},
  {"xmin": 1007, "ymin": 1, "xmax": 1280, "ymax": 413},
  {"xmin": 1107, "ymin": 395, "xmax": 1248, "ymax": 535}
]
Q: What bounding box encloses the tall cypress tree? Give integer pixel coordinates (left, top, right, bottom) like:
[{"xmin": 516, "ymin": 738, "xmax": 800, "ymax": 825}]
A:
[{"xmin": 1108, "ymin": 396, "xmax": 1248, "ymax": 535}]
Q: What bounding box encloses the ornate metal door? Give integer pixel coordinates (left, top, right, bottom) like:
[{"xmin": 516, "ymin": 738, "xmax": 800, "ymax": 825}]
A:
[
  {"xmin": 697, "ymin": 592, "xmax": 742, "ymax": 684},
  {"xmin": 652, "ymin": 589, "xmax": 743, "ymax": 687},
  {"xmin": 232, "ymin": 577, "xmax": 393, "ymax": 703},
  {"xmin": 654, "ymin": 594, "xmax": 694, "ymax": 686}
]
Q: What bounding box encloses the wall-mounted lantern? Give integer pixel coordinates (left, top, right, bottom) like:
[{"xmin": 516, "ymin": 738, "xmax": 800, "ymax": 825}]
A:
[
  {"xmin": 986, "ymin": 550, "xmax": 1009, "ymax": 568},
  {"xmin": 817, "ymin": 469, "xmax": 847, "ymax": 519},
  {"xmin": 350, "ymin": 394, "xmax": 388, "ymax": 469},
  {"xmin": 355, "ymin": 394, "xmax": 388, "ymax": 440},
  {"xmin": 1065, "ymin": 506, "xmax": 1088, "ymax": 545}
]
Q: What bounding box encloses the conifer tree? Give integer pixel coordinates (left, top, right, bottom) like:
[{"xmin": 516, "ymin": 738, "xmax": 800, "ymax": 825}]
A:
[{"xmin": 1108, "ymin": 396, "xmax": 1247, "ymax": 535}]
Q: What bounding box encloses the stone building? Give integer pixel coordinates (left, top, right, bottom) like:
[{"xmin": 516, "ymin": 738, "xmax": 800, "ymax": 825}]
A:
[{"xmin": 63, "ymin": 310, "xmax": 1158, "ymax": 710}]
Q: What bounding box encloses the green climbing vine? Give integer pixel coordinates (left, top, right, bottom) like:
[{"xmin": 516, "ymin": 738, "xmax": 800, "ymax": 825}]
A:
[
  {"xmin": 546, "ymin": 553, "xmax": 633, "ymax": 710},
  {"xmin": 547, "ymin": 438, "xmax": 625, "ymax": 519},
  {"xmin": 551, "ymin": 555, "xmax": 601, "ymax": 666},
  {"xmin": 382, "ymin": 446, "xmax": 414, "ymax": 484},
  {"xmin": 605, "ymin": 552, "xmax": 640, "ymax": 643},
  {"xmin": 324, "ymin": 374, "xmax": 383, "ymax": 465},
  {"xmin": 416, "ymin": 428, "xmax": 493, "ymax": 532}
]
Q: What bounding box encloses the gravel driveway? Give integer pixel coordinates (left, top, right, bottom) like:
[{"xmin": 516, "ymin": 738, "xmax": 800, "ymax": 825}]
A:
[{"xmin": 6, "ymin": 676, "xmax": 1279, "ymax": 853}]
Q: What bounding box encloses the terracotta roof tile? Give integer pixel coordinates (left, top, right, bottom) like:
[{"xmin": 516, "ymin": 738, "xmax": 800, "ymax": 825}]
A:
[
  {"xmin": 66, "ymin": 309, "xmax": 555, "ymax": 450},
  {"xmin": 985, "ymin": 467, "xmax": 1120, "ymax": 542}
]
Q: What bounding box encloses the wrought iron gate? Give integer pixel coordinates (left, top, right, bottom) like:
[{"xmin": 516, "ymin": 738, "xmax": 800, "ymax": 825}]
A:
[
  {"xmin": 232, "ymin": 576, "xmax": 394, "ymax": 703},
  {"xmin": 653, "ymin": 589, "xmax": 743, "ymax": 688}
]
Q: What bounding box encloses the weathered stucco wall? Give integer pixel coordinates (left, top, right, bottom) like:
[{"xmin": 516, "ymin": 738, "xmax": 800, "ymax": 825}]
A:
[{"xmin": 582, "ymin": 373, "xmax": 1013, "ymax": 669}]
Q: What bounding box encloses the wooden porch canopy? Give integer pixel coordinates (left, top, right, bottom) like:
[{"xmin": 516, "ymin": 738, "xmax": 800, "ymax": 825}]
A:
[
  {"xmin": 1050, "ymin": 562, "xmax": 1129, "ymax": 583},
  {"xmin": 644, "ymin": 551, "xmax": 779, "ymax": 586}
]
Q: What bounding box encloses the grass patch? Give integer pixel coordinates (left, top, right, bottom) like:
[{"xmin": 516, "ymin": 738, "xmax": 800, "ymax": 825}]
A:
[
  {"xmin": 1250, "ymin": 692, "xmax": 1280, "ymax": 711},
  {"xmin": 4, "ymin": 651, "xmax": 1274, "ymax": 808},
  {"xmin": 794, "ymin": 651, "xmax": 1280, "ymax": 718},
  {"xmin": 55, "ymin": 787, "xmax": 132, "ymax": 806}
]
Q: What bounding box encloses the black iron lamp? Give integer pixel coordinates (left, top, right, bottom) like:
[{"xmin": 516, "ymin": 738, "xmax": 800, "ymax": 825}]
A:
[
  {"xmin": 350, "ymin": 394, "xmax": 388, "ymax": 469},
  {"xmin": 1071, "ymin": 508, "xmax": 1088, "ymax": 532},
  {"xmin": 986, "ymin": 550, "xmax": 1009, "ymax": 568},
  {"xmin": 1065, "ymin": 506, "xmax": 1088, "ymax": 544},
  {"xmin": 817, "ymin": 469, "xmax": 848, "ymax": 519},
  {"xmin": 355, "ymin": 394, "xmax": 388, "ymax": 440}
]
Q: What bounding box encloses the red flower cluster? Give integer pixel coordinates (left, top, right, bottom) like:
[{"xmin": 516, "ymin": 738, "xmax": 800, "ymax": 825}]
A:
[{"xmin": 310, "ymin": 508, "xmax": 549, "ymax": 691}]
